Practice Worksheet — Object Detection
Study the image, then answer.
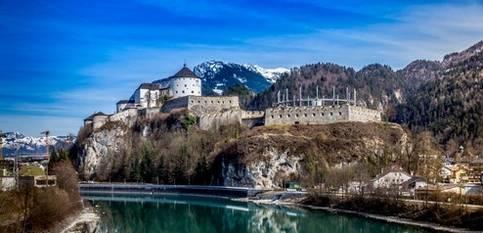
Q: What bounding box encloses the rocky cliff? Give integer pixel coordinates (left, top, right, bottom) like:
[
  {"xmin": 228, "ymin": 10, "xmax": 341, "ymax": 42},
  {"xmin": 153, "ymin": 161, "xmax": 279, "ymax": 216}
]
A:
[
  {"xmin": 213, "ymin": 123, "xmax": 415, "ymax": 189},
  {"xmin": 75, "ymin": 107, "xmax": 441, "ymax": 189}
]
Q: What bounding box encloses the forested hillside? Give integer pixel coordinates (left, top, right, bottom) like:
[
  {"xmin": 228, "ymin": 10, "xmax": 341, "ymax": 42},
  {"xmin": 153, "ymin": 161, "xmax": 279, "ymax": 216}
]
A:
[
  {"xmin": 249, "ymin": 41, "xmax": 483, "ymax": 152},
  {"xmin": 395, "ymin": 42, "xmax": 483, "ymax": 154}
]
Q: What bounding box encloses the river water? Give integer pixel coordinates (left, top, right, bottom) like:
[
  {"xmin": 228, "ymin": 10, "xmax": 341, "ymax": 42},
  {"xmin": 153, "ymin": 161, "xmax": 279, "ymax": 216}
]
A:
[{"xmin": 83, "ymin": 194, "xmax": 430, "ymax": 233}]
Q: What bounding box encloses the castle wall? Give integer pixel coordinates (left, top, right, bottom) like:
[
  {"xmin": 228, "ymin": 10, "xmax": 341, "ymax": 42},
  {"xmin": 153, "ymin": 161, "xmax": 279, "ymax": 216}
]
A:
[
  {"xmin": 199, "ymin": 109, "xmax": 242, "ymax": 130},
  {"xmin": 241, "ymin": 110, "xmax": 265, "ymax": 119},
  {"xmin": 265, "ymin": 105, "xmax": 349, "ymax": 126},
  {"xmin": 109, "ymin": 108, "xmax": 138, "ymax": 127},
  {"xmin": 264, "ymin": 105, "xmax": 381, "ymax": 126},
  {"xmin": 92, "ymin": 115, "xmax": 109, "ymax": 130},
  {"xmin": 348, "ymin": 106, "xmax": 382, "ymax": 122},
  {"xmin": 187, "ymin": 96, "xmax": 240, "ymax": 115},
  {"xmin": 161, "ymin": 96, "xmax": 190, "ymax": 113}
]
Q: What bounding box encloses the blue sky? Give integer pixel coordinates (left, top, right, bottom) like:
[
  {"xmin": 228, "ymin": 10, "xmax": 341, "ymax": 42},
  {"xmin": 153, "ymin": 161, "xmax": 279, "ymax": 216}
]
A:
[{"xmin": 1, "ymin": 0, "xmax": 483, "ymax": 136}]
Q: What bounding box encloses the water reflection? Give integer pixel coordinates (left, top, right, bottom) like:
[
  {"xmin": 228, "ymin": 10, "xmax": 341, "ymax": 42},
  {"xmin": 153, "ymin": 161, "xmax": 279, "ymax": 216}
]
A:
[{"xmin": 84, "ymin": 194, "xmax": 429, "ymax": 233}]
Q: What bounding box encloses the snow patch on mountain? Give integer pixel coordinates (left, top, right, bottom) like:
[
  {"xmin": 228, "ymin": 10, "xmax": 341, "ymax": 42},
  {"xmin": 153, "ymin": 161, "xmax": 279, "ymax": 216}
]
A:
[
  {"xmin": 193, "ymin": 60, "xmax": 289, "ymax": 94},
  {"xmin": 243, "ymin": 64, "xmax": 290, "ymax": 83},
  {"xmin": 1, "ymin": 132, "xmax": 74, "ymax": 157}
]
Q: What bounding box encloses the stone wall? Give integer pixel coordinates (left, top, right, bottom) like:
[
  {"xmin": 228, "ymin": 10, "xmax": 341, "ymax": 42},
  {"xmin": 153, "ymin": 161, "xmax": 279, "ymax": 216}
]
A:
[
  {"xmin": 92, "ymin": 115, "xmax": 109, "ymax": 130},
  {"xmin": 199, "ymin": 109, "xmax": 242, "ymax": 130},
  {"xmin": 161, "ymin": 96, "xmax": 190, "ymax": 113},
  {"xmin": 348, "ymin": 106, "xmax": 382, "ymax": 122},
  {"xmin": 264, "ymin": 105, "xmax": 381, "ymax": 126},
  {"xmin": 187, "ymin": 96, "xmax": 240, "ymax": 115},
  {"xmin": 109, "ymin": 108, "xmax": 138, "ymax": 127}
]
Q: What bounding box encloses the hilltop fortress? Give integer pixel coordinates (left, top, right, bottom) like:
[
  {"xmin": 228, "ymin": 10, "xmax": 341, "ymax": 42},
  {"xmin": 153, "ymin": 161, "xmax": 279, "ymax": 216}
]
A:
[{"xmin": 84, "ymin": 65, "xmax": 382, "ymax": 130}]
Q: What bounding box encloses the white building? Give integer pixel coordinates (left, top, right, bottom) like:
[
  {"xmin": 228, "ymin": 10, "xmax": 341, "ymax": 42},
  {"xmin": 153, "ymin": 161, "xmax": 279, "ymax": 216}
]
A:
[
  {"xmin": 165, "ymin": 65, "xmax": 202, "ymax": 98},
  {"xmin": 116, "ymin": 65, "xmax": 202, "ymax": 113},
  {"xmin": 131, "ymin": 83, "xmax": 165, "ymax": 109},
  {"xmin": 371, "ymin": 165, "xmax": 412, "ymax": 189}
]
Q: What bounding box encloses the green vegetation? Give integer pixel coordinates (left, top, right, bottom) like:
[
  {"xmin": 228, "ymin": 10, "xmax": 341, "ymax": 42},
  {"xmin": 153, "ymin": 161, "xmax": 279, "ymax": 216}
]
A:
[
  {"xmin": 86, "ymin": 111, "xmax": 246, "ymax": 184},
  {"xmin": 19, "ymin": 166, "xmax": 44, "ymax": 176}
]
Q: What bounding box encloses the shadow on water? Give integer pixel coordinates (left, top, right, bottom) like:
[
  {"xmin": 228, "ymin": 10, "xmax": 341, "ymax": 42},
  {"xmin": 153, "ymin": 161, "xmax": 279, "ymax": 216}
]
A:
[{"xmin": 83, "ymin": 194, "xmax": 431, "ymax": 233}]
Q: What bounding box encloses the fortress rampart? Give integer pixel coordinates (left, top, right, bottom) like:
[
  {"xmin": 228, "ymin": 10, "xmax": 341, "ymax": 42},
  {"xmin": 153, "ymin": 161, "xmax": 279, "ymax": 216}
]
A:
[{"xmin": 264, "ymin": 105, "xmax": 381, "ymax": 126}]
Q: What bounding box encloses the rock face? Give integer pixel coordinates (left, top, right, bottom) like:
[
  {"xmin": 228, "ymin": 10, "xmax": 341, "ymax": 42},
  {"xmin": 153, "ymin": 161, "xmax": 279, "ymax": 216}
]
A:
[
  {"xmin": 221, "ymin": 149, "xmax": 302, "ymax": 188},
  {"xmin": 78, "ymin": 124, "xmax": 128, "ymax": 180},
  {"xmin": 214, "ymin": 122, "xmax": 414, "ymax": 189}
]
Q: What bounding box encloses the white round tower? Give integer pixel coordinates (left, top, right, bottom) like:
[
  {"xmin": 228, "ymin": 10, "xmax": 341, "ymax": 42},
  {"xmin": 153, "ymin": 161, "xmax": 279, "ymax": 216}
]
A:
[{"xmin": 169, "ymin": 65, "xmax": 202, "ymax": 98}]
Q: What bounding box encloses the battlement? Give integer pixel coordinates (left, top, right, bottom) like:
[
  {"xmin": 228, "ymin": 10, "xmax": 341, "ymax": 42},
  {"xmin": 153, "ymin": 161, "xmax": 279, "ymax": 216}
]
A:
[{"xmin": 264, "ymin": 105, "xmax": 381, "ymax": 126}]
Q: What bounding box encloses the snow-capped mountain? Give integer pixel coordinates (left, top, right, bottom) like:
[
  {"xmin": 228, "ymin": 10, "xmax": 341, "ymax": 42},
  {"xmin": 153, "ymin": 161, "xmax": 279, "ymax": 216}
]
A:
[
  {"xmin": 0, "ymin": 132, "xmax": 75, "ymax": 157},
  {"xmin": 193, "ymin": 60, "xmax": 289, "ymax": 95},
  {"xmin": 243, "ymin": 64, "xmax": 290, "ymax": 84}
]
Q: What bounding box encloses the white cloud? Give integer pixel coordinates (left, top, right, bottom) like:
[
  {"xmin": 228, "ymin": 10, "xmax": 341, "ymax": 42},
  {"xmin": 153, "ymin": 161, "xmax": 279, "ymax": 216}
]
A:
[{"xmin": 245, "ymin": 2, "xmax": 483, "ymax": 69}]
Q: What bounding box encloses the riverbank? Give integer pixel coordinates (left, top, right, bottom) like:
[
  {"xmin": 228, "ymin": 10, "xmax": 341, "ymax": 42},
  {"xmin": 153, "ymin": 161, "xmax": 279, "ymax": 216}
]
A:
[
  {"xmin": 247, "ymin": 192, "xmax": 483, "ymax": 233},
  {"xmin": 58, "ymin": 207, "xmax": 99, "ymax": 233}
]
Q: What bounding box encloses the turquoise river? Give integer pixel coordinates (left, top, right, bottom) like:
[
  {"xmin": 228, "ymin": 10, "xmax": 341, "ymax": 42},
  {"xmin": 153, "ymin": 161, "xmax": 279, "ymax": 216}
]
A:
[{"xmin": 83, "ymin": 194, "xmax": 431, "ymax": 233}]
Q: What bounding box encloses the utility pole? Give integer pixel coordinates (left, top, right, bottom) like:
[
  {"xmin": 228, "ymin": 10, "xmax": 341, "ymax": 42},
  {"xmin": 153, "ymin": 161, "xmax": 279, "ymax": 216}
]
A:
[
  {"xmin": 15, "ymin": 144, "xmax": 19, "ymax": 190},
  {"xmin": 332, "ymin": 87, "xmax": 336, "ymax": 106},
  {"xmin": 41, "ymin": 130, "xmax": 50, "ymax": 177},
  {"xmin": 0, "ymin": 130, "xmax": 4, "ymax": 160},
  {"xmin": 277, "ymin": 90, "xmax": 281, "ymax": 105},
  {"xmin": 353, "ymin": 89, "xmax": 357, "ymax": 106},
  {"xmin": 299, "ymin": 86, "xmax": 302, "ymax": 106}
]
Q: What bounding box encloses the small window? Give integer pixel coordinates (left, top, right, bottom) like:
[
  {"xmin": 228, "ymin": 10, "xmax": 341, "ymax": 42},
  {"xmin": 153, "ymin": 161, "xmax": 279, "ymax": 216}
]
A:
[
  {"xmin": 176, "ymin": 91, "xmax": 178, "ymax": 94},
  {"xmin": 321, "ymin": 113, "xmax": 325, "ymax": 116},
  {"xmin": 217, "ymin": 101, "xmax": 220, "ymax": 103},
  {"xmin": 288, "ymin": 114, "xmax": 291, "ymax": 117},
  {"xmin": 295, "ymin": 114, "xmax": 299, "ymax": 117},
  {"xmin": 312, "ymin": 113, "xmax": 316, "ymax": 117},
  {"xmin": 205, "ymin": 101, "xmax": 207, "ymax": 104},
  {"xmin": 279, "ymin": 115, "xmax": 283, "ymax": 118},
  {"xmin": 211, "ymin": 101, "xmax": 214, "ymax": 103},
  {"xmin": 182, "ymin": 90, "xmax": 185, "ymax": 94},
  {"xmin": 339, "ymin": 112, "xmax": 342, "ymax": 115},
  {"xmin": 304, "ymin": 113, "xmax": 307, "ymax": 117},
  {"xmin": 191, "ymin": 91, "xmax": 194, "ymax": 94},
  {"xmin": 184, "ymin": 84, "xmax": 187, "ymax": 87},
  {"xmin": 330, "ymin": 112, "xmax": 333, "ymax": 116},
  {"xmin": 271, "ymin": 115, "xmax": 274, "ymax": 118},
  {"xmin": 198, "ymin": 100, "xmax": 201, "ymax": 103},
  {"xmin": 229, "ymin": 101, "xmax": 232, "ymax": 103}
]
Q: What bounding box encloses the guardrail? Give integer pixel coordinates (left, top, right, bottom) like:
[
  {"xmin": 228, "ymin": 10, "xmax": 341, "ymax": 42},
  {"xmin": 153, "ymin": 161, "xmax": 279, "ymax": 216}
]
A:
[{"xmin": 79, "ymin": 182, "xmax": 266, "ymax": 198}]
